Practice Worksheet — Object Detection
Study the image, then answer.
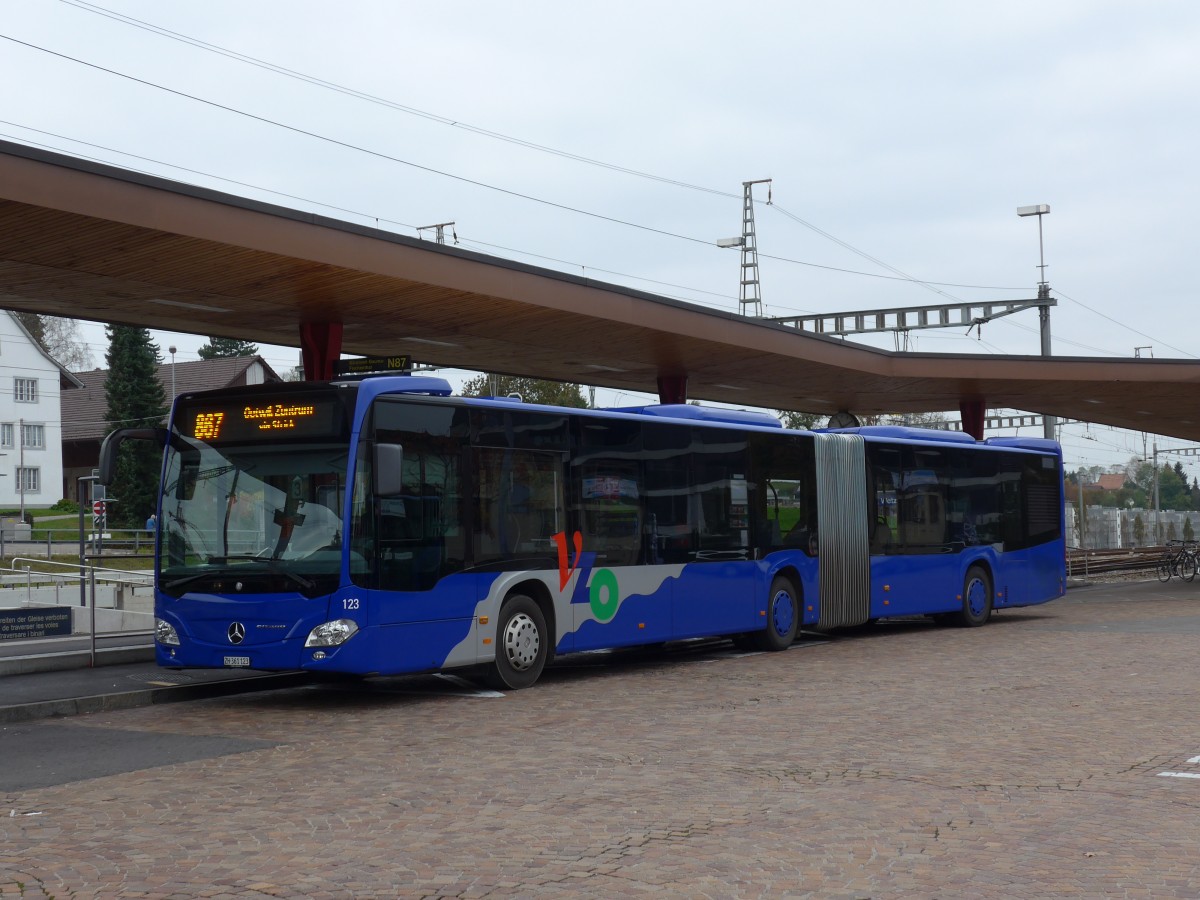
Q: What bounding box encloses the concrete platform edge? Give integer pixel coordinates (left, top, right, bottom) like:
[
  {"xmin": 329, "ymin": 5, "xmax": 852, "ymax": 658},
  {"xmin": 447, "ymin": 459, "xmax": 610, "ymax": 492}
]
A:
[
  {"xmin": 0, "ymin": 646, "xmax": 155, "ymax": 676},
  {"xmin": 0, "ymin": 672, "xmax": 314, "ymax": 725}
]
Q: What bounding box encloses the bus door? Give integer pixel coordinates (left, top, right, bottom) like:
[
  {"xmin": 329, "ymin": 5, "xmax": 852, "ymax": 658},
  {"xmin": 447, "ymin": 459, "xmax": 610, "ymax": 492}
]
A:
[
  {"xmin": 867, "ymin": 445, "xmax": 959, "ymax": 617},
  {"xmin": 993, "ymin": 453, "xmax": 1062, "ymax": 606}
]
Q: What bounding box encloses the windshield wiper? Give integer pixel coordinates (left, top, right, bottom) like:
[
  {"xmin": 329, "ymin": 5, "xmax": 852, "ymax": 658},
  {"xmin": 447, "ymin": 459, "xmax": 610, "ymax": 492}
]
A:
[
  {"xmin": 163, "ymin": 572, "xmax": 216, "ymax": 592},
  {"xmin": 205, "ymin": 555, "xmax": 316, "ymax": 591}
]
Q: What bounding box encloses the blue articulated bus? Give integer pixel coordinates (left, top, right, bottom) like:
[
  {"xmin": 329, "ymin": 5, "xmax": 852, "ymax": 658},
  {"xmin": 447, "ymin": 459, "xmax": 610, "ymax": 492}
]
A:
[{"xmin": 100, "ymin": 375, "xmax": 1065, "ymax": 689}]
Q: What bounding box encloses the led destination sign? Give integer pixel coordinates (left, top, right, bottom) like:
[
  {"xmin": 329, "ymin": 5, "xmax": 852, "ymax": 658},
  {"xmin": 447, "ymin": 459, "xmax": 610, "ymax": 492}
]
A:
[
  {"xmin": 333, "ymin": 354, "xmax": 411, "ymax": 376},
  {"xmin": 180, "ymin": 393, "xmax": 347, "ymax": 443}
]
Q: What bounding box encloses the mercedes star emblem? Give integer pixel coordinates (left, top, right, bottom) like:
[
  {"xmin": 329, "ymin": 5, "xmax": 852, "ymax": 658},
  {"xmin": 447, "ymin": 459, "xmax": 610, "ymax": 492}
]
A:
[{"xmin": 228, "ymin": 622, "xmax": 246, "ymax": 645}]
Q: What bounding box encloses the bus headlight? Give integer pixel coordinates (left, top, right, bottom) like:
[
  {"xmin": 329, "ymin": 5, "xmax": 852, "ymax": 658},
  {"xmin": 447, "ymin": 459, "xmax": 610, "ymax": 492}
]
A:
[
  {"xmin": 156, "ymin": 619, "xmax": 181, "ymax": 646},
  {"xmin": 305, "ymin": 619, "xmax": 360, "ymax": 647}
]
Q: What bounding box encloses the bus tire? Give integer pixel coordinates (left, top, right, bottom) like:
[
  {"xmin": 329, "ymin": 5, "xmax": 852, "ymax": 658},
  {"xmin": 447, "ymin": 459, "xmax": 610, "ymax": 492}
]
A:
[
  {"xmin": 754, "ymin": 575, "xmax": 799, "ymax": 651},
  {"xmin": 956, "ymin": 565, "xmax": 993, "ymax": 628},
  {"xmin": 486, "ymin": 594, "xmax": 548, "ymax": 690}
]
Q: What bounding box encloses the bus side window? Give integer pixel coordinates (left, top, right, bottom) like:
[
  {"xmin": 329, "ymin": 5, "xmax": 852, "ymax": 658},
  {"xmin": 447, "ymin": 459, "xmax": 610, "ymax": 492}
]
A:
[
  {"xmin": 473, "ymin": 448, "xmax": 562, "ymax": 566},
  {"xmin": 573, "ymin": 419, "xmax": 644, "ymax": 566},
  {"xmin": 644, "ymin": 423, "xmax": 692, "ymax": 564},
  {"xmin": 869, "ymin": 445, "xmax": 903, "ymax": 553},
  {"xmin": 578, "ymin": 463, "xmax": 641, "ymax": 566},
  {"xmin": 750, "ymin": 433, "xmax": 817, "ymax": 556},
  {"xmin": 689, "ymin": 428, "xmax": 751, "ymax": 559}
]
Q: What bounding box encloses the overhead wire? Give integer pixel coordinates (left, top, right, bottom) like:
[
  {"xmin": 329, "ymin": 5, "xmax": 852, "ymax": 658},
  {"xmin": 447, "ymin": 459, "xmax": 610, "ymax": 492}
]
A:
[
  {"xmin": 0, "ymin": 34, "xmax": 727, "ymax": 250},
  {"xmin": 4, "ymin": 7, "xmax": 1193, "ymax": 369},
  {"xmin": 0, "ymin": 121, "xmax": 426, "ymax": 233},
  {"xmin": 43, "ymin": 1, "xmax": 1028, "ymax": 294},
  {"xmin": 57, "ymin": 0, "xmax": 739, "ymax": 199},
  {"xmin": 1053, "ymin": 288, "xmax": 1197, "ymax": 359}
]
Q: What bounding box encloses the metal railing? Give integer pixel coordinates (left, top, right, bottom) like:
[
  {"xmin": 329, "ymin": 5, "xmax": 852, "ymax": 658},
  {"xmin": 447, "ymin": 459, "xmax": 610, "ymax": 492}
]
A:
[
  {"xmin": 0, "ymin": 527, "xmax": 156, "ymax": 559},
  {"xmin": 1, "ymin": 558, "xmax": 154, "ymax": 666}
]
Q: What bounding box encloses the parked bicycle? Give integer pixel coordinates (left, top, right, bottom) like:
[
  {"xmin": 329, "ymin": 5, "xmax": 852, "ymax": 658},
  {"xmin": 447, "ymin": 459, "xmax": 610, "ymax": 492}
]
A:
[{"xmin": 1157, "ymin": 540, "xmax": 1198, "ymax": 583}]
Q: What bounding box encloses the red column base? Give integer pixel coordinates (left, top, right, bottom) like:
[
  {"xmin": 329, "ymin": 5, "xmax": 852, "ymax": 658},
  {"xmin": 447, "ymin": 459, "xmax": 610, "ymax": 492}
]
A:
[
  {"xmin": 959, "ymin": 399, "xmax": 985, "ymax": 441},
  {"xmin": 656, "ymin": 374, "xmax": 688, "ymax": 405}
]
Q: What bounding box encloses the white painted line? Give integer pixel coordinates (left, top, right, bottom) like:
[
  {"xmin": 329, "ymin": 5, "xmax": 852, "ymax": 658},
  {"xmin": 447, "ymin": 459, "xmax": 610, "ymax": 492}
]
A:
[
  {"xmin": 1187, "ymin": 756, "xmax": 1200, "ymax": 764},
  {"xmin": 433, "ymin": 674, "xmax": 505, "ymax": 698},
  {"xmin": 1157, "ymin": 772, "xmax": 1200, "ymax": 780}
]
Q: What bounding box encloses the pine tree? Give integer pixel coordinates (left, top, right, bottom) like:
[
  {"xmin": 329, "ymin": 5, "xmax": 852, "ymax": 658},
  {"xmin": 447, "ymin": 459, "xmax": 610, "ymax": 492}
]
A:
[
  {"xmin": 104, "ymin": 326, "xmax": 167, "ymax": 527},
  {"xmin": 197, "ymin": 336, "xmax": 258, "ymax": 359}
]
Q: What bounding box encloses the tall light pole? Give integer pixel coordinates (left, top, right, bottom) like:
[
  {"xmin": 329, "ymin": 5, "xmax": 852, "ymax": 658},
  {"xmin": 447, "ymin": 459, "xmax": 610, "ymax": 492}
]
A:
[
  {"xmin": 1017, "ymin": 204, "xmax": 1055, "ymax": 440},
  {"xmin": 168, "ymin": 345, "xmax": 177, "ymax": 399}
]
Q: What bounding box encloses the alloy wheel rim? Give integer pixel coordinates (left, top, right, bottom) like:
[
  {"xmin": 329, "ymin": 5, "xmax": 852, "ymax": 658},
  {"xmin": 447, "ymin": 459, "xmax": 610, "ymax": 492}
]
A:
[{"xmin": 503, "ymin": 612, "xmax": 540, "ymax": 670}]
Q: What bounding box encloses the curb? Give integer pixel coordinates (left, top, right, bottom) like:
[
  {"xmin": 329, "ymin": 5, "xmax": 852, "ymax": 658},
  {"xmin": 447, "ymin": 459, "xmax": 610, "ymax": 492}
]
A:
[
  {"xmin": 0, "ymin": 671, "xmax": 315, "ymax": 725},
  {"xmin": 0, "ymin": 646, "xmax": 155, "ymax": 677}
]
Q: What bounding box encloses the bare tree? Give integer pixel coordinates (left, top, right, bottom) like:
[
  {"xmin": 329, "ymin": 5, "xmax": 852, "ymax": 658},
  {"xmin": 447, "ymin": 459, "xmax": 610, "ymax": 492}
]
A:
[
  {"xmin": 17, "ymin": 314, "xmax": 94, "ymax": 370},
  {"xmin": 41, "ymin": 316, "xmax": 94, "ymax": 370}
]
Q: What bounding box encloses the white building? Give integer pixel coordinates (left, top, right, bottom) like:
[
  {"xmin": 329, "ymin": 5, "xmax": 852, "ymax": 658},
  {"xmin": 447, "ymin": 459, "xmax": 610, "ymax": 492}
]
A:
[{"xmin": 0, "ymin": 311, "xmax": 82, "ymax": 509}]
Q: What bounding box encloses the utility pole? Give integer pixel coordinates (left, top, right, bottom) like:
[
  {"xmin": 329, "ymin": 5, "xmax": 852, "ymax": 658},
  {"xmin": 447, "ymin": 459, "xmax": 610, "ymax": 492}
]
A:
[
  {"xmin": 1154, "ymin": 441, "xmax": 1160, "ymax": 544},
  {"xmin": 718, "ymin": 179, "xmax": 772, "ymax": 317},
  {"xmin": 18, "ymin": 417, "xmax": 24, "ymax": 521},
  {"xmin": 1017, "ymin": 204, "xmax": 1055, "ymax": 440}
]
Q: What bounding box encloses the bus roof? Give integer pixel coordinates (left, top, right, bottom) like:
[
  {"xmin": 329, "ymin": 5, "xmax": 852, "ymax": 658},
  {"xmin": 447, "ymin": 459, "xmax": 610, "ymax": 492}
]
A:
[
  {"xmin": 820, "ymin": 425, "xmax": 1061, "ymax": 455},
  {"xmin": 335, "ymin": 374, "xmax": 453, "ymax": 395},
  {"xmin": 347, "ymin": 376, "xmax": 785, "ymax": 431},
  {"xmin": 819, "ymin": 425, "xmax": 979, "ymax": 444},
  {"xmin": 321, "ymin": 376, "xmax": 1061, "ymax": 454},
  {"xmin": 603, "ymin": 403, "xmax": 782, "ymax": 428}
]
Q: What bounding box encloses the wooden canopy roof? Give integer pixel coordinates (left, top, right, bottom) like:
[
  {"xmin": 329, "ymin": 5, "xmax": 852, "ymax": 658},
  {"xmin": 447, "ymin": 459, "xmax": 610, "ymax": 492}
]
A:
[{"xmin": 2, "ymin": 139, "xmax": 1198, "ymax": 439}]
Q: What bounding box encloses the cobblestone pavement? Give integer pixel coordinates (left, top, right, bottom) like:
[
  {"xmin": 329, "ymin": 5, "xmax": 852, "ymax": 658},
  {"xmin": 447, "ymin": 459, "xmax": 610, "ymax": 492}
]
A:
[{"xmin": 5, "ymin": 579, "xmax": 1200, "ymax": 898}]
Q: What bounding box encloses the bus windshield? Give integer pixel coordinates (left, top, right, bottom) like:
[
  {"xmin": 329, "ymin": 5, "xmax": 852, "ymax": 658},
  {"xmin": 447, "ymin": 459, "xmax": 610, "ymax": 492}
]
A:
[{"xmin": 157, "ymin": 436, "xmax": 351, "ymax": 597}]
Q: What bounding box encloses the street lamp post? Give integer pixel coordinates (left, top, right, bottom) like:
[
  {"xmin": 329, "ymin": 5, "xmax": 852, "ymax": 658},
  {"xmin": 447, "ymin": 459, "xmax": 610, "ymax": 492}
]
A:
[
  {"xmin": 1017, "ymin": 204, "xmax": 1055, "ymax": 440},
  {"xmin": 169, "ymin": 345, "xmax": 177, "ymax": 399}
]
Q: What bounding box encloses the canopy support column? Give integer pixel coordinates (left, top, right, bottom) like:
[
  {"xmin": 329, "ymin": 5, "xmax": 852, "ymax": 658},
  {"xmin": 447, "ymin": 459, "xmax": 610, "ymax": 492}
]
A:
[
  {"xmin": 959, "ymin": 399, "xmax": 985, "ymax": 441},
  {"xmin": 657, "ymin": 374, "xmax": 688, "ymax": 406},
  {"xmin": 300, "ymin": 322, "xmax": 344, "ymax": 381}
]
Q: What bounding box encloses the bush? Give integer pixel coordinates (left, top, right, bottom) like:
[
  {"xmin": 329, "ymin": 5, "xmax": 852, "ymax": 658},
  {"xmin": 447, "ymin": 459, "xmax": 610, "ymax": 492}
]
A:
[{"xmin": 51, "ymin": 498, "xmax": 80, "ymax": 513}]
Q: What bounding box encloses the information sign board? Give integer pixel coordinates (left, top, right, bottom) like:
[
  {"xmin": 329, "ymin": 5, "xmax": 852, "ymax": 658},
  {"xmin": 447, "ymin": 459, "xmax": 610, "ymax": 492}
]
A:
[{"xmin": 0, "ymin": 607, "xmax": 72, "ymax": 640}]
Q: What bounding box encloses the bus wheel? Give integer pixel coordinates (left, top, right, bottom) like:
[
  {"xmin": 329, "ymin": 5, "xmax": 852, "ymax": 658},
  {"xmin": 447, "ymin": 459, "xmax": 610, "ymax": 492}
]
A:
[
  {"xmin": 486, "ymin": 594, "xmax": 548, "ymax": 690},
  {"xmin": 956, "ymin": 566, "xmax": 993, "ymax": 628},
  {"xmin": 755, "ymin": 576, "xmax": 799, "ymax": 651}
]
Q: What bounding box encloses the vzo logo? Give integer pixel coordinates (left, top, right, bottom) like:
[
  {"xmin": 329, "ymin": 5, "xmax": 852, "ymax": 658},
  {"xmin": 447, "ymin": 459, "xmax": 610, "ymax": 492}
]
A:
[{"xmin": 552, "ymin": 531, "xmax": 621, "ymax": 623}]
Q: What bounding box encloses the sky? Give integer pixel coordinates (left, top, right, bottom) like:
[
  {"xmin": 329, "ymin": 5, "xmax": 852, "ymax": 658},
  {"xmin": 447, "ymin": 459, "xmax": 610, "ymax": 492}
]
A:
[{"xmin": 3, "ymin": 0, "xmax": 1200, "ymax": 477}]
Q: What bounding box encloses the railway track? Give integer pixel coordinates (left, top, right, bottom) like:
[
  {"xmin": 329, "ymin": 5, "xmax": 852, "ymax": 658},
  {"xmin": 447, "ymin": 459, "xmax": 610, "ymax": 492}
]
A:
[{"xmin": 1068, "ymin": 545, "xmax": 1187, "ymax": 577}]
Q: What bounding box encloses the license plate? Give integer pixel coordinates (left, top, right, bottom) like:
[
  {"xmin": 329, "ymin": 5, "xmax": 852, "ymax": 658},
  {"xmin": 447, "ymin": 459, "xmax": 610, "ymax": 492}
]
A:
[{"xmin": 223, "ymin": 656, "xmax": 251, "ymax": 667}]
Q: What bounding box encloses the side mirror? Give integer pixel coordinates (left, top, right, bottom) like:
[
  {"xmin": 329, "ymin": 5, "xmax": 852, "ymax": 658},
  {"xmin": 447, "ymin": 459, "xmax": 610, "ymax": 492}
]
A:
[
  {"xmin": 98, "ymin": 427, "xmax": 167, "ymax": 485},
  {"xmin": 373, "ymin": 443, "xmax": 404, "ymax": 497}
]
